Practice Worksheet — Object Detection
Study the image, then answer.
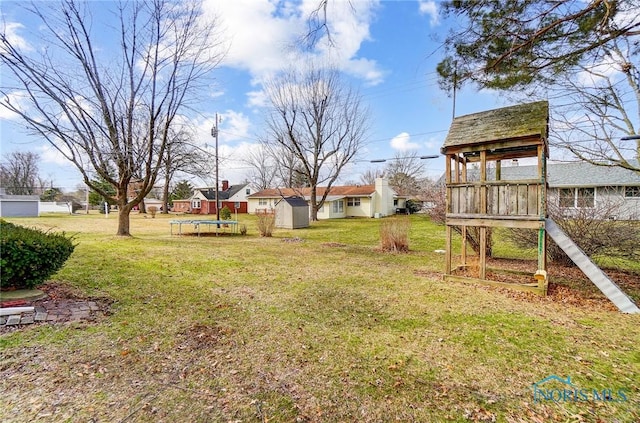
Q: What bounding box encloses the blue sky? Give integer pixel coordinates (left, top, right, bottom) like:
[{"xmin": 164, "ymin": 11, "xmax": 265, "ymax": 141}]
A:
[{"xmin": 0, "ymin": 0, "xmax": 509, "ymax": 191}]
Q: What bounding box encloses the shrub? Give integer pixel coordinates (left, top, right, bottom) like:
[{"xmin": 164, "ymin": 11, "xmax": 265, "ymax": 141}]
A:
[
  {"xmin": 0, "ymin": 220, "xmax": 76, "ymax": 289},
  {"xmin": 239, "ymin": 224, "xmax": 247, "ymax": 235},
  {"xmin": 220, "ymin": 206, "xmax": 232, "ymax": 221},
  {"xmin": 505, "ymin": 201, "xmax": 640, "ymax": 265},
  {"xmin": 148, "ymin": 206, "xmax": 158, "ymax": 218},
  {"xmin": 405, "ymin": 199, "xmax": 421, "ymax": 214},
  {"xmin": 256, "ymin": 209, "xmax": 275, "ymax": 237},
  {"xmin": 380, "ymin": 217, "xmax": 411, "ymax": 252}
]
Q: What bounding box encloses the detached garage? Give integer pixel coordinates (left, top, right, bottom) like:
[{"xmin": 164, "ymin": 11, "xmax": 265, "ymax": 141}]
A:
[
  {"xmin": 0, "ymin": 192, "xmax": 40, "ymax": 217},
  {"xmin": 275, "ymin": 196, "xmax": 309, "ymax": 229}
]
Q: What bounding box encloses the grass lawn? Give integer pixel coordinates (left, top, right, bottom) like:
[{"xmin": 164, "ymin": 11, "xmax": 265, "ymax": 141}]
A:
[{"xmin": 1, "ymin": 212, "xmax": 638, "ymax": 422}]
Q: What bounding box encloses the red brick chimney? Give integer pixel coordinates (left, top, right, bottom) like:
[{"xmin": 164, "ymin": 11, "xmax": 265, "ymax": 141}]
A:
[{"xmin": 222, "ymin": 180, "xmax": 229, "ymax": 191}]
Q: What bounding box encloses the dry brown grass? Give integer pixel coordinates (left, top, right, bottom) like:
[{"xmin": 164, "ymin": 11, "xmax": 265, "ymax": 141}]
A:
[{"xmin": 379, "ymin": 216, "xmax": 411, "ymax": 252}]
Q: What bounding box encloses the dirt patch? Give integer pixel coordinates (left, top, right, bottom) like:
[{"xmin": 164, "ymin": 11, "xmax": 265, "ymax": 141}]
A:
[
  {"xmin": 321, "ymin": 242, "xmax": 347, "ymax": 247},
  {"xmin": 417, "ymin": 258, "xmax": 640, "ymax": 312},
  {"xmin": 177, "ymin": 323, "xmax": 235, "ymax": 350}
]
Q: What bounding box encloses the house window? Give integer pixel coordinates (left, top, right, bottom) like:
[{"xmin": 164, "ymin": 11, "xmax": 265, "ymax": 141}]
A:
[
  {"xmin": 577, "ymin": 188, "xmax": 594, "ymax": 208},
  {"xmin": 559, "ymin": 188, "xmax": 595, "ymax": 208},
  {"xmin": 559, "ymin": 189, "xmax": 574, "ymax": 208},
  {"xmin": 259, "ymin": 198, "xmax": 268, "ymax": 206},
  {"xmin": 191, "ymin": 199, "xmax": 201, "ymax": 209},
  {"xmin": 246, "ymin": 188, "xmax": 251, "ymax": 195},
  {"xmin": 347, "ymin": 197, "xmax": 360, "ymax": 206},
  {"xmin": 332, "ymin": 200, "xmax": 344, "ymax": 213},
  {"xmin": 625, "ymin": 186, "xmax": 640, "ymax": 198},
  {"xmin": 600, "ymin": 186, "xmax": 621, "ymax": 196}
]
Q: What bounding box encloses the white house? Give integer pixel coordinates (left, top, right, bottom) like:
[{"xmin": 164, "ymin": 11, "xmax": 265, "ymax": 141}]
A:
[{"xmin": 247, "ymin": 178, "xmax": 404, "ymax": 219}]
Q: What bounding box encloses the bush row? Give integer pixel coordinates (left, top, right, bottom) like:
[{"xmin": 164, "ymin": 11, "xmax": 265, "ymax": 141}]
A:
[{"xmin": 0, "ymin": 220, "xmax": 76, "ymax": 290}]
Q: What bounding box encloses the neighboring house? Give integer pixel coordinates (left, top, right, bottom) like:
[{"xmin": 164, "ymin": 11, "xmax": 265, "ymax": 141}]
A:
[
  {"xmin": 172, "ymin": 181, "xmax": 252, "ymax": 215},
  {"xmin": 247, "ymin": 178, "xmax": 403, "ymax": 219},
  {"xmin": 141, "ymin": 198, "xmax": 164, "ymax": 211},
  {"xmin": 274, "ymin": 196, "xmax": 310, "ymax": 229},
  {"xmin": 39, "ymin": 201, "xmax": 73, "ymax": 214},
  {"xmin": 0, "ymin": 189, "xmax": 39, "ymax": 217},
  {"xmin": 445, "ymin": 160, "xmax": 640, "ymax": 220}
]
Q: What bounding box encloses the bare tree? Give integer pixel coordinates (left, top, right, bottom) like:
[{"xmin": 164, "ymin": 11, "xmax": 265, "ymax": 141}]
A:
[
  {"xmin": 548, "ymin": 38, "xmax": 639, "ymax": 172},
  {"xmin": 160, "ymin": 126, "xmax": 213, "ymax": 213},
  {"xmin": 243, "ymin": 145, "xmax": 277, "ymax": 191},
  {"xmin": 263, "ymin": 64, "xmax": 369, "ymax": 220},
  {"xmin": 0, "ymin": 0, "xmax": 224, "ymax": 235},
  {"xmin": 359, "ymin": 168, "xmax": 385, "ymax": 185},
  {"xmin": 385, "ymin": 152, "xmax": 425, "ymax": 195},
  {"xmin": 0, "ymin": 151, "xmax": 45, "ymax": 195}
]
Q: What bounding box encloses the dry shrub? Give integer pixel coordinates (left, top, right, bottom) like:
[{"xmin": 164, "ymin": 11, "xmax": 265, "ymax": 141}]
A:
[
  {"xmin": 256, "ymin": 209, "xmax": 275, "ymax": 237},
  {"xmin": 380, "ymin": 217, "xmax": 411, "ymax": 252},
  {"xmin": 506, "ymin": 200, "xmax": 640, "ymax": 265},
  {"xmin": 148, "ymin": 206, "xmax": 158, "ymax": 218}
]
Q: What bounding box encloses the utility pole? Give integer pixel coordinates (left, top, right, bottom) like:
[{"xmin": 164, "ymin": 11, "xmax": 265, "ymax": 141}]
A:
[
  {"xmin": 211, "ymin": 113, "xmax": 220, "ymax": 223},
  {"xmin": 452, "ymin": 61, "xmax": 457, "ymax": 120}
]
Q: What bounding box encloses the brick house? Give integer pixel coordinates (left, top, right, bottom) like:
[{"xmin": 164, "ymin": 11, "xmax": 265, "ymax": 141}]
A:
[{"xmin": 172, "ymin": 181, "xmax": 252, "ymax": 214}]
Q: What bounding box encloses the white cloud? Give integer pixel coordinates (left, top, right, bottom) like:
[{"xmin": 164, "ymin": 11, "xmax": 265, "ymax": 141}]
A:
[
  {"xmin": 38, "ymin": 144, "xmax": 72, "ymax": 166},
  {"xmin": 390, "ymin": 132, "xmax": 420, "ymax": 151},
  {"xmin": 203, "ymin": 0, "xmax": 385, "ymax": 88},
  {"xmin": 418, "ymin": 1, "xmax": 439, "ymax": 26},
  {"xmin": 0, "ymin": 21, "xmax": 32, "ymax": 53},
  {"xmin": 246, "ymin": 89, "xmax": 268, "ymax": 108},
  {"xmin": 219, "ymin": 110, "xmax": 251, "ymax": 142},
  {"xmin": 0, "ymin": 91, "xmax": 29, "ymax": 120},
  {"xmin": 204, "ymin": 0, "xmax": 303, "ymax": 76}
]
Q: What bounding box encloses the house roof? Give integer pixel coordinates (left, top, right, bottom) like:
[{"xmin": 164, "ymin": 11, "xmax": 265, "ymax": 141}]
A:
[
  {"xmin": 0, "ymin": 193, "xmax": 40, "ymax": 201},
  {"xmin": 443, "ymin": 160, "xmax": 640, "ymax": 187},
  {"xmin": 277, "ymin": 196, "xmax": 309, "ymax": 207},
  {"xmin": 249, "ymin": 184, "xmax": 377, "ymax": 198},
  {"xmin": 196, "ymin": 184, "xmax": 247, "ymax": 201},
  {"xmin": 443, "ymin": 101, "xmax": 549, "ymax": 149}
]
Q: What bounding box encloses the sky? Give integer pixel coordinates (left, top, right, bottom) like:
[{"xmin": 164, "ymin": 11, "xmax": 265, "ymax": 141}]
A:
[{"xmin": 0, "ymin": 0, "xmax": 510, "ymax": 192}]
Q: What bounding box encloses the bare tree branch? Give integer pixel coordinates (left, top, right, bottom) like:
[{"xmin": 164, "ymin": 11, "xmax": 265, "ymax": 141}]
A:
[
  {"xmin": 0, "ymin": 0, "xmax": 225, "ymax": 235},
  {"xmin": 262, "ymin": 64, "xmax": 370, "ymax": 220}
]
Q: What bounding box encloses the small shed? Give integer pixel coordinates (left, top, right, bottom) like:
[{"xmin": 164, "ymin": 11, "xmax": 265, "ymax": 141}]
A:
[
  {"xmin": 275, "ymin": 196, "xmax": 310, "ymax": 229},
  {"xmin": 0, "ymin": 191, "xmax": 40, "ymax": 217}
]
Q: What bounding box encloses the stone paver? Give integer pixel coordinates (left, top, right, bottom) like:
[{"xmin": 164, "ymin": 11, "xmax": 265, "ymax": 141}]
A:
[
  {"xmin": 6, "ymin": 315, "xmax": 21, "ymax": 325},
  {"xmin": 1, "ymin": 298, "xmax": 108, "ymax": 329},
  {"xmin": 20, "ymin": 314, "xmax": 35, "ymax": 324}
]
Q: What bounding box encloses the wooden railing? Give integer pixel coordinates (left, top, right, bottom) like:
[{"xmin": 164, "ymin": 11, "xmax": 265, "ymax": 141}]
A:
[{"xmin": 448, "ymin": 180, "xmax": 543, "ymax": 218}]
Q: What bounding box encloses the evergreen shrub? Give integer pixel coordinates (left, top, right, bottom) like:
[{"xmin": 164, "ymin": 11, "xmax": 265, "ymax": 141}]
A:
[{"xmin": 0, "ymin": 220, "xmax": 76, "ymax": 289}]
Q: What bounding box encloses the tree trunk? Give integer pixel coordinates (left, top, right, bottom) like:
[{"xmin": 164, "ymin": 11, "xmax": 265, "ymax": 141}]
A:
[
  {"xmin": 162, "ymin": 178, "xmax": 170, "ymax": 214},
  {"xmin": 310, "ymin": 188, "xmax": 319, "ymax": 221},
  {"xmin": 116, "ymin": 207, "xmax": 132, "ymax": 236}
]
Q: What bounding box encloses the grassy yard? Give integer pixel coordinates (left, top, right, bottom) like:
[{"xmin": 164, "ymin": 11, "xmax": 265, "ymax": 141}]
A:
[{"xmin": 1, "ymin": 212, "xmax": 638, "ymax": 422}]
